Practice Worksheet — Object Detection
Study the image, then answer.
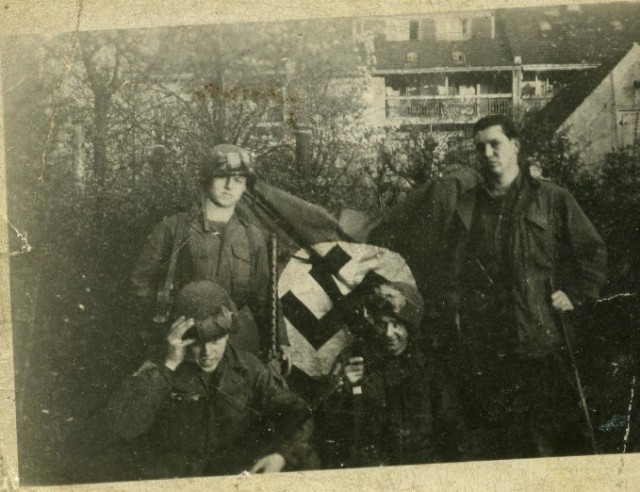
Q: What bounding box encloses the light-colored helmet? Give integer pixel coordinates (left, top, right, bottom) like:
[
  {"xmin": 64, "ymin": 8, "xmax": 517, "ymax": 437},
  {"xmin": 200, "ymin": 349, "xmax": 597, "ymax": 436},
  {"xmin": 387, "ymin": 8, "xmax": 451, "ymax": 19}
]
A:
[{"xmin": 199, "ymin": 144, "xmax": 256, "ymax": 188}]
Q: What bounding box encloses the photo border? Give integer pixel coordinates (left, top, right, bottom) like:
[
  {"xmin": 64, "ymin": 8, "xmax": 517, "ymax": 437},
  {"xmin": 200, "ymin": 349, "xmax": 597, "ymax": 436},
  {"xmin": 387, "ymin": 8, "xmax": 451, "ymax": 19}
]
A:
[{"xmin": 1, "ymin": 0, "xmax": 640, "ymax": 489}]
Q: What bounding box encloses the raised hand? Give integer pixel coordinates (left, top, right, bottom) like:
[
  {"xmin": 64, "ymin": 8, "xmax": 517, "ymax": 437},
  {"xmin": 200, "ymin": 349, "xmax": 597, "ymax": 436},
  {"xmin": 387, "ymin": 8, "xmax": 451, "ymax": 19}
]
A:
[
  {"xmin": 344, "ymin": 356, "xmax": 365, "ymax": 386},
  {"xmin": 165, "ymin": 316, "xmax": 196, "ymax": 371}
]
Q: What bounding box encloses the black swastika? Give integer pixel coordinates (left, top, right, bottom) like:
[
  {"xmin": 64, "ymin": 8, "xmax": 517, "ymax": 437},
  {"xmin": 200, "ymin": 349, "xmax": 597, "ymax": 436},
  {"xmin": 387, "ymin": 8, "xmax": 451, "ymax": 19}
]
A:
[
  {"xmin": 308, "ymin": 244, "xmax": 352, "ymax": 303},
  {"xmin": 282, "ymin": 245, "xmax": 388, "ymax": 350}
]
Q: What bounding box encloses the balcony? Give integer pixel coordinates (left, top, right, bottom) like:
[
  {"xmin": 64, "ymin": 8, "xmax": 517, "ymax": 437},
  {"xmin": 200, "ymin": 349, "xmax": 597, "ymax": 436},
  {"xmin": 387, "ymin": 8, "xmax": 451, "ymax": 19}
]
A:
[{"xmin": 385, "ymin": 94, "xmax": 513, "ymax": 125}]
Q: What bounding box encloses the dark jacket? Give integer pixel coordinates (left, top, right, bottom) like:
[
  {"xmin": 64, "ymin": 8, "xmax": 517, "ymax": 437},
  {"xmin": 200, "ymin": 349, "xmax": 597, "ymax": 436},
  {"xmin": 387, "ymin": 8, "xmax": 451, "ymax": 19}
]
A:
[
  {"xmin": 368, "ymin": 167, "xmax": 483, "ymax": 316},
  {"xmin": 316, "ymin": 343, "xmax": 465, "ymax": 468},
  {"xmin": 442, "ymin": 172, "xmax": 607, "ymax": 357},
  {"xmin": 106, "ymin": 345, "xmax": 315, "ymax": 478},
  {"xmin": 131, "ymin": 208, "xmax": 287, "ymax": 354}
]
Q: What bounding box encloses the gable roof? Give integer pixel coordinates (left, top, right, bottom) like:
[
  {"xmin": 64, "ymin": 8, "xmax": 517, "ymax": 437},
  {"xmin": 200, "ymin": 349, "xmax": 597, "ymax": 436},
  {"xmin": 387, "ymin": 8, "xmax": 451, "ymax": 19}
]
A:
[
  {"xmin": 527, "ymin": 42, "xmax": 637, "ymax": 134},
  {"xmin": 372, "ymin": 2, "xmax": 640, "ymax": 72},
  {"xmin": 374, "ymin": 36, "xmax": 513, "ymax": 71},
  {"xmin": 499, "ymin": 2, "xmax": 640, "ymax": 65}
]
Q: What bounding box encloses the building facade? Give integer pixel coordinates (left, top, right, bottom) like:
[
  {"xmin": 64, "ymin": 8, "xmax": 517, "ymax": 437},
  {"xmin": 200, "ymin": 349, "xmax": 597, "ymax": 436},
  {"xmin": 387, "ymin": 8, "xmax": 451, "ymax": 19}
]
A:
[{"xmin": 356, "ymin": 3, "xmax": 640, "ymax": 130}]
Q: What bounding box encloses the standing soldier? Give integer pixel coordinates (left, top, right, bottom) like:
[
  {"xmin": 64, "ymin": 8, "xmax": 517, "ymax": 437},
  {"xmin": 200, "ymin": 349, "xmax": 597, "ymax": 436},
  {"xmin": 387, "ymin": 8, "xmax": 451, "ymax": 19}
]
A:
[
  {"xmin": 436, "ymin": 115, "xmax": 607, "ymax": 459},
  {"xmin": 131, "ymin": 144, "xmax": 288, "ymax": 361}
]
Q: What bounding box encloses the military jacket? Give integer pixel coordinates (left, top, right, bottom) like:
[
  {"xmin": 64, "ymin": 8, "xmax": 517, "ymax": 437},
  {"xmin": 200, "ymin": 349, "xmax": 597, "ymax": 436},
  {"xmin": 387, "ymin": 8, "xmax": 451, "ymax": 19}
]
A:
[
  {"xmin": 444, "ymin": 173, "xmax": 607, "ymax": 356},
  {"xmin": 106, "ymin": 345, "xmax": 314, "ymax": 477},
  {"xmin": 132, "ymin": 208, "xmax": 287, "ymax": 353}
]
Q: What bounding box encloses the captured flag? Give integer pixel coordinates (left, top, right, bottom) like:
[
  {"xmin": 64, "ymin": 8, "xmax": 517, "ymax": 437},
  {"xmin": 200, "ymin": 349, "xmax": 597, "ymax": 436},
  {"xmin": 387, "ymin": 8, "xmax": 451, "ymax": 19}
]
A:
[
  {"xmin": 236, "ymin": 179, "xmax": 346, "ymax": 262},
  {"xmin": 277, "ymin": 241, "xmax": 417, "ymax": 378}
]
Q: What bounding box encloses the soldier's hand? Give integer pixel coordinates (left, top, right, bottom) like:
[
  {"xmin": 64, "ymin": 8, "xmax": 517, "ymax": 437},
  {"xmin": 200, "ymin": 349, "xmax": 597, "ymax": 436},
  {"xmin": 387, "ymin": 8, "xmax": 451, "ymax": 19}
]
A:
[
  {"xmin": 344, "ymin": 356, "xmax": 364, "ymax": 385},
  {"xmin": 279, "ymin": 344, "xmax": 291, "ymax": 361},
  {"xmin": 249, "ymin": 453, "xmax": 286, "ymax": 473},
  {"xmin": 551, "ymin": 290, "xmax": 574, "ymax": 312},
  {"xmin": 165, "ymin": 316, "xmax": 196, "ymax": 371}
]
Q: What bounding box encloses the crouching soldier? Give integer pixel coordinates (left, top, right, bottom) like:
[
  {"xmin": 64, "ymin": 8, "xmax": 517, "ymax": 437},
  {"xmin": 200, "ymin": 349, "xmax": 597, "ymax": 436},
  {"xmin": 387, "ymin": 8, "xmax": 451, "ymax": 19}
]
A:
[
  {"xmin": 106, "ymin": 280, "xmax": 317, "ymax": 479},
  {"xmin": 316, "ymin": 281, "xmax": 465, "ymax": 468}
]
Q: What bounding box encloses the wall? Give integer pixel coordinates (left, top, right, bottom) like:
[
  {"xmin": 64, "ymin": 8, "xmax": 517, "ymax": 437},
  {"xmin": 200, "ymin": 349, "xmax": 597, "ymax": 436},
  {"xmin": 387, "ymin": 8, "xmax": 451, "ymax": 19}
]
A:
[
  {"xmin": 383, "ymin": 12, "xmax": 493, "ymax": 42},
  {"xmin": 363, "ymin": 76, "xmax": 387, "ymax": 127},
  {"xmin": 560, "ymin": 44, "xmax": 640, "ymax": 169}
]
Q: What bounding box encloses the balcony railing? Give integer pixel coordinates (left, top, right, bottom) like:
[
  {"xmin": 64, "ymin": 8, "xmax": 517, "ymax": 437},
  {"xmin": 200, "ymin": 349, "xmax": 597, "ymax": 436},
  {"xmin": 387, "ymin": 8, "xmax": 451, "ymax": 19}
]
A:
[{"xmin": 385, "ymin": 94, "xmax": 513, "ymax": 122}]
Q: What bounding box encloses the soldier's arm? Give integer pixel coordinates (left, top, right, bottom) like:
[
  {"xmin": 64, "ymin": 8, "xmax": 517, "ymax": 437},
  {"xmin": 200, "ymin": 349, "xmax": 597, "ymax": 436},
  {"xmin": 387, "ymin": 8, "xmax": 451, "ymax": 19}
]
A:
[
  {"xmin": 105, "ymin": 360, "xmax": 174, "ymax": 441},
  {"xmin": 560, "ymin": 189, "xmax": 607, "ymax": 305},
  {"xmin": 130, "ymin": 219, "xmax": 174, "ymax": 313}
]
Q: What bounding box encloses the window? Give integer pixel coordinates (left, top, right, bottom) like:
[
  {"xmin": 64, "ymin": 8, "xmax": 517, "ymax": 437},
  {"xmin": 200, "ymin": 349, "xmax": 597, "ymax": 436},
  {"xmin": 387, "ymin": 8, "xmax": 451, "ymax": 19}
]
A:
[
  {"xmin": 409, "ymin": 20, "xmax": 419, "ymax": 40},
  {"xmin": 620, "ymin": 111, "xmax": 640, "ymax": 150},
  {"xmin": 452, "ymin": 51, "xmax": 465, "ymax": 63}
]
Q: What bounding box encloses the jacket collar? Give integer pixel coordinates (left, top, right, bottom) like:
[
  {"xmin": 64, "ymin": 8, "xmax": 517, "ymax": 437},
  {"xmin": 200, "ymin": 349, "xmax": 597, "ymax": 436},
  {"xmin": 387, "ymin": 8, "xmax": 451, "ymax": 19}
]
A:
[
  {"xmin": 188, "ymin": 201, "xmax": 245, "ymax": 235},
  {"xmin": 222, "ymin": 343, "xmax": 250, "ymax": 375},
  {"xmin": 456, "ymin": 170, "xmax": 541, "ymax": 231}
]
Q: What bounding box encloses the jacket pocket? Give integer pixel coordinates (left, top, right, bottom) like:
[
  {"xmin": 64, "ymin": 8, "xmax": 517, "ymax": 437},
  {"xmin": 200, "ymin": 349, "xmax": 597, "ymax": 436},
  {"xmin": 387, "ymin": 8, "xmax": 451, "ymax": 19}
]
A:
[
  {"xmin": 229, "ymin": 242, "xmax": 251, "ymax": 299},
  {"xmin": 218, "ymin": 379, "xmax": 252, "ymax": 413},
  {"xmin": 160, "ymin": 392, "xmax": 208, "ymax": 454},
  {"xmin": 524, "ymin": 213, "xmax": 554, "ymax": 269},
  {"xmin": 212, "ymin": 385, "xmax": 253, "ymax": 449},
  {"xmin": 189, "ymin": 236, "xmax": 212, "ymax": 259},
  {"xmin": 231, "ymin": 242, "xmax": 251, "ymax": 262}
]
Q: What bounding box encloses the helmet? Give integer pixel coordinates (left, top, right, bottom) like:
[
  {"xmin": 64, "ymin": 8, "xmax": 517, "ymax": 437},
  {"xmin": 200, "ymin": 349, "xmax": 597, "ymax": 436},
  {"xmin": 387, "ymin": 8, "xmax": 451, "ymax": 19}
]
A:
[
  {"xmin": 199, "ymin": 144, "xmax": 256, "ymax": 188},
  {"xmin": 172, "ymin": 280, "xmax": 238, "ymax": 342},
  {"xmin": 365, "ymin": 281, "xmax": 424, "ymax": 332}
]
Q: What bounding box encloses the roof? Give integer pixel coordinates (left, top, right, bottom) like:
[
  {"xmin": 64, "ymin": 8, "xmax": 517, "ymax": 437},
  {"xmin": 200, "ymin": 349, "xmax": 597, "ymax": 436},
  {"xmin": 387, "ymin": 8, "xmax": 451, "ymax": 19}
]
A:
[
  {"xmin": 373, "ymin": 2, "xmax": 640, "ymax": 72},
  {"xmin": 374, "ymin": 37, "xmax": 513, "ymax": 71},
  {"xmin": 527, "ymin": 42, "xmax": 637, "ymax": 134},
  {"xmin": 499, "ymin": 2, "xmax": 640, "ymax": 65}
]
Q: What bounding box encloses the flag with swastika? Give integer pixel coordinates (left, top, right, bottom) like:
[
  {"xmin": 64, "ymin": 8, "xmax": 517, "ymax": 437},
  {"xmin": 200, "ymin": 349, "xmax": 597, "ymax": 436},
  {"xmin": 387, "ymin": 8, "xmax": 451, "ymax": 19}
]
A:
[{"xmin": 278, "ymin": 241, "xmax": 417, "ymax": 378}]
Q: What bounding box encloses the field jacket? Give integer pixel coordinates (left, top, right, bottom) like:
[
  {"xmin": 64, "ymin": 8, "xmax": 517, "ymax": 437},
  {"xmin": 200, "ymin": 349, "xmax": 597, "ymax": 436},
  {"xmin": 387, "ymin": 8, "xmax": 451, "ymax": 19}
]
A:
[
  {"xmin": 317, "ymin": 343, "xmax": 465, "ymax": 467},
  {"xmin": 442, "ymin": 173, "xmax": 607, "ymax": 357},
  {"xmin": 131, "ymin": 207, "xmax": 287, "ymax": 353},
  {"xmin": 106, "ymin": 345, "xmax": 313, "ymax": 478}
]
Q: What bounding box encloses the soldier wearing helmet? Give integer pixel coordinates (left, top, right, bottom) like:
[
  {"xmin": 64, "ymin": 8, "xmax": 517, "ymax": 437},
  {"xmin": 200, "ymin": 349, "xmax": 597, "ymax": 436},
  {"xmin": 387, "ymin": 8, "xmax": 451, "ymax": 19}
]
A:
[
  {"xmin": 107, "ymin": 281, "xmax": 316, "ymax": 478},
  {"xmin": 199, "ymin": 143, "xmax": 257, "ymax": 192},
  {"xmin": 314, "ymin": 281, "xmax": 465, "ymax": 469},
  {"xmin": 132, "ymin": 144, "xmax": 288, "ymax": 361}
]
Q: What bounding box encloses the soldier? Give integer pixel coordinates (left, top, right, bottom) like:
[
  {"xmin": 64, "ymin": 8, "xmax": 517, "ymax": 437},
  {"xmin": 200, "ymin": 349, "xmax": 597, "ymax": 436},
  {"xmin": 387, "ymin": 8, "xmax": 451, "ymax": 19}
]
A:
[
  {"xmin": 436, "ymin": 115, "xmax": 607, "ymax": 459},
  {"xmin": 315, "ymin": 281, "xmax": 465, "ymax": 468},
  {"xmin": 106, "ymin": 280, "xmax": 316, "ymax": 478},
  {"xmin": 131, "ymin": 144, "xmax": 288, "ymax": 360}
]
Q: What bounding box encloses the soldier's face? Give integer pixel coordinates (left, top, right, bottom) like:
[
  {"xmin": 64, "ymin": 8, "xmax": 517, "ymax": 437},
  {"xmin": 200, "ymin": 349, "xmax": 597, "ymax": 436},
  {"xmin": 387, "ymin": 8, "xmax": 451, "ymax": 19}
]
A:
[
  {"xmin": 474, "ymin": 125, "xmax": 520, "ymax": 179},
  {"xmin": 189, "ymin": 334, "xmax": 228, "ymax": 373},
  {"xmin": 374, "ymin": 315, "xmax": 409, "ymax": 356},
  {"xmin": 207, "ymin": 175, "xmax": 247, "ymax": 209}
]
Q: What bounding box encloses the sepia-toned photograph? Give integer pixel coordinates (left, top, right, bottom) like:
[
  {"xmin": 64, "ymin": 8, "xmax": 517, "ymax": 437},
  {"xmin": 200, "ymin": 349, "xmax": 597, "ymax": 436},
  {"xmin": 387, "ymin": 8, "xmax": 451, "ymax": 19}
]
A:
[{"xmin": 2, "ymin": 0, "xmax": 640, "ymax": 488}]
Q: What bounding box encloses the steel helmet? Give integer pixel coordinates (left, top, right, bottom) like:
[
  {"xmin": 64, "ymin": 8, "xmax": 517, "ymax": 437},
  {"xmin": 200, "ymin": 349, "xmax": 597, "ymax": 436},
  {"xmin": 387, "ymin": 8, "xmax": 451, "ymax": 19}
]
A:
[{"xmin": 199, "ymin": 144, "xmax": 256, "ymax": 188}]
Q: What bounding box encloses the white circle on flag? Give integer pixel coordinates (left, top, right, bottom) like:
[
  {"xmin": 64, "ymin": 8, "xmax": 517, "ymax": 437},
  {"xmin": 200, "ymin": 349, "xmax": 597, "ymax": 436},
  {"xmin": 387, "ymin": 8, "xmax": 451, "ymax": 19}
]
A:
[{"xmin": 278, "ymin": 241, "xmax": 417, "ymax": 378}]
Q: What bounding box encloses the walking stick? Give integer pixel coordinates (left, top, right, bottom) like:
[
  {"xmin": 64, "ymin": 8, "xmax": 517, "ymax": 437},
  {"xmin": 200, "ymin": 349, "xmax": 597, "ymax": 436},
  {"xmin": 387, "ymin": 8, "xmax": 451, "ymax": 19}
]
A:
[{"xmin": 550, "ymin": 279, "xmax": 599, "ymax": 454}]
